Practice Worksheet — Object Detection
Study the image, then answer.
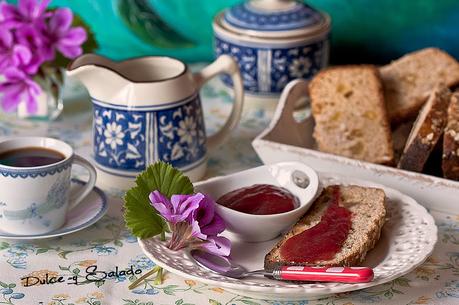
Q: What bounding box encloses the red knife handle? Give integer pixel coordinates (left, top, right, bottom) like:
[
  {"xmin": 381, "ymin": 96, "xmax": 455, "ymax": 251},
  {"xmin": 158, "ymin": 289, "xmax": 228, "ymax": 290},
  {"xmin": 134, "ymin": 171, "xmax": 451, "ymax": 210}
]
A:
[{"xmin": 273, "ymin": 266, "xmax": 374, "ymax": 283}]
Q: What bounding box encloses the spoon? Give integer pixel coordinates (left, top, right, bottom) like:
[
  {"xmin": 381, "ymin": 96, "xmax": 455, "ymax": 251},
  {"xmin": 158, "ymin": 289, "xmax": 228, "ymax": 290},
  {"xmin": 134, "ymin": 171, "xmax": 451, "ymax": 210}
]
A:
[{"xmin": 191, "ymin": 251, "xmax": 374, "ymax": 283}]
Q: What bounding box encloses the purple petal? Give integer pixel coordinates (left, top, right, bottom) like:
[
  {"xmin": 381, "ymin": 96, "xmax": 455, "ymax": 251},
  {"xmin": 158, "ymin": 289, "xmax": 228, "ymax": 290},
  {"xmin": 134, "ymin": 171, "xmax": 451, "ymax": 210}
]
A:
[
  {"xmin": 56, "ymin": 44, "xmax": 82, "ymax": 59},
  {"xmin": 201, "ymin": 213, "xmax": 226, "ymax": 236},
  {"xmin": 194, "ymin": 194, "xmax": 215, "ymax": 227},
  {"xmin": 12, "ymin": 44, "xmax": 31, "ymax": 66},
  {"xmin": 170, "ymin": 193, "xmax": 203, "ymax": 222},
  {"xmin": 0, "ymin": 28, "xmax": 12, "ymax": 48},
  {"xmin": 3, "ymin": 67, "xmax": 27, "ymax": 80},
  {"xmin": 59, "ymin": 27, "xmax": 87, "ymax": 45},
  {"xmin": 149, "ymin": 191, "xmax": 174, "ymax": 221},
  {"xmin": 189, "ymin": 218, "xmax": 206, "ymax": 240},
  {"xmin": 25, "ymin": 87, "xmax": 39, "ymax": 113},
  {"xmin": 18, "ymin": 0, "xmax": 50, "ymax": 20},
  {"xmin": 0, "ymin": 3, "xmax": 19, "ymax": 21},
  {"xmin": 21, "ymin": 54, "xmax": 43, "ymax": 74},
  {"xmin": 49, "ymin": 8, "xmax": 72, "ymax": 33},
  {"xmin": 200, "ymin": 235, "xmax": 231, "ymax": 257}
]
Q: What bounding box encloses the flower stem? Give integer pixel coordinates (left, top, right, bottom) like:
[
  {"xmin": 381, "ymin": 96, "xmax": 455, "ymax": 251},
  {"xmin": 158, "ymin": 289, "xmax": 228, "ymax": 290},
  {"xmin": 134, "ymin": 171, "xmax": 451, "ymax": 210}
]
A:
[{"xmin": 128, "ymin": 265, "xmax": 162, "ymax": 290}]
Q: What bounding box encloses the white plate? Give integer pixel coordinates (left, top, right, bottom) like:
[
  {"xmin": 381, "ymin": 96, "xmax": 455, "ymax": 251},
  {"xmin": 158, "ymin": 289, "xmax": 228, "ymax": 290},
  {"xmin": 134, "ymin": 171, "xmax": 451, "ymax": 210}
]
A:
[
  {"xmin": 0, "ymin": 180, "xmax": 108, "ymax": 240},
  {"xmin": 138, "ymin": 173, "xmax": 437, "ymax": 301}
]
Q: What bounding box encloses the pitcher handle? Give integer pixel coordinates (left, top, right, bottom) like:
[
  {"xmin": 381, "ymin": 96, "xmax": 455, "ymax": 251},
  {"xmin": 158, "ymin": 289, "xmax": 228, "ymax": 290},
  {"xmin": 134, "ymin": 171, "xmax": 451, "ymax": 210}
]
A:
[{"xmin": 193, "ymin": 55, "xmax": 244, "ymax": 151}]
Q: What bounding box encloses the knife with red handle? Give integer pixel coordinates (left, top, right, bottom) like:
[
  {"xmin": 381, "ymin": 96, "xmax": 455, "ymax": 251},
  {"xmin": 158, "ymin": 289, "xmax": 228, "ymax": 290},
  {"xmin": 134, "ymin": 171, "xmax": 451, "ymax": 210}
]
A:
[{"xmin": 271, "ymin": 266, "xmax": 374, "ymax": 283}]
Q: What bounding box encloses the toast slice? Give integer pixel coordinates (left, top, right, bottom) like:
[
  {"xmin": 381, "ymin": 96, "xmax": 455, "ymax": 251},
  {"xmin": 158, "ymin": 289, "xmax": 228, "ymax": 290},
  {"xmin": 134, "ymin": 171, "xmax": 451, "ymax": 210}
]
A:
[
  {"xmin": 442, "ymin": 91, "xmax": 459, "ymax": 180},
  {"xmin": 309, "ymin": 65, "xmax": 394, "ymax": 165},
  {"xmin": 264, "ymin": 185, "xmax": 386, "ymax": 270},
  {"xmin": 380, "ymin": 48, "xmax": 459, "ymax": 123},
  {"xmin": 398, "ymin": 84, "xmax": 451, "ymax": 172}
]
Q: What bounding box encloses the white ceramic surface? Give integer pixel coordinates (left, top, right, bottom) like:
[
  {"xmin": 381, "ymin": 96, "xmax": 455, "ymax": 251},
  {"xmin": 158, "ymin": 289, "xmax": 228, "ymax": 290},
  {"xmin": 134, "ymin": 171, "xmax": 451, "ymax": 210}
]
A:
[
  {"xmin": 0, "ymin": 137, "xmax": 96, "ymax": 235},
  {"xmin": 252, "ymin": 79, "xmax": 459, "ymax": 214},
  {"xmin": 194, "ymin": 162, "xmax": 320, "ymax": 242},
  {"xmin": 67, "ymin": 54, "xmax": 244, "ymax": 189},
  {"xmin": 139, "ymin": 174, "xmax": 437, "ymax": 301},
  {"xmin": 0, "ymin": 180, "xmax": 107, "ymax": 240}
]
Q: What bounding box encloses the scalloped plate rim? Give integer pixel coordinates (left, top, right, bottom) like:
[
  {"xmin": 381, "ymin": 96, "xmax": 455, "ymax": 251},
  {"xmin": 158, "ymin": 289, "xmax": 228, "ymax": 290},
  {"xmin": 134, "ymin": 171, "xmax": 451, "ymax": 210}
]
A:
[{"xmin": 138, "ymin": 173, "xmax": 437, "ymax": 300}]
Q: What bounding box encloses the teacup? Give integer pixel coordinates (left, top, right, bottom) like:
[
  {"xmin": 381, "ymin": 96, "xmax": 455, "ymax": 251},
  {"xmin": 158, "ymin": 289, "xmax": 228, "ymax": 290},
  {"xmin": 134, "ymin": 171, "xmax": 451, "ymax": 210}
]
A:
[{"xmin": 0, "ymin": 137, "xmax": 96, "ymax": 235}]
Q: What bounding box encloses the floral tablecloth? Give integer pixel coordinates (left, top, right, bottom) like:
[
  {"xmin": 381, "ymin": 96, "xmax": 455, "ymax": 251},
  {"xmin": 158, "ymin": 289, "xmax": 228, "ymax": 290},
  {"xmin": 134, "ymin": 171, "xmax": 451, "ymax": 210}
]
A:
[{"xmin": 0, "ymin": 68, "xmax": 458, "ymax": 305}]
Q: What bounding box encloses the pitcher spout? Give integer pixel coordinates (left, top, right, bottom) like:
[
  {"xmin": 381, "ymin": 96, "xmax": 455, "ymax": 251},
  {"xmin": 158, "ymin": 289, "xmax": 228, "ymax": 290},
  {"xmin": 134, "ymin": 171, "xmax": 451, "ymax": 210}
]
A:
[{"xmin": 67, "ymin": 54, "xmax": 130, "ymax": 100}]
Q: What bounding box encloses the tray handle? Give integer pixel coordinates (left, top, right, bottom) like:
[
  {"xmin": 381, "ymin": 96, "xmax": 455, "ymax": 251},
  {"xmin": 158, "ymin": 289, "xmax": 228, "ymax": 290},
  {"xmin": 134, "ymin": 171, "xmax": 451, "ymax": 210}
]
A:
[{"xmin": 263, "ymin": 79, "xmax": 315, "ymax": 148}]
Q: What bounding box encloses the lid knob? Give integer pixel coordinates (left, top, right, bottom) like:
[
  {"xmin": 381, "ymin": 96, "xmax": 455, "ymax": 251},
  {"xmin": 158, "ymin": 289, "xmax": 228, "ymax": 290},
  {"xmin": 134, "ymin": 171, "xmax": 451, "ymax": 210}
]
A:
[{"xmin": 250, "ymin": 0, "xmax": 297, "ymax": 11}]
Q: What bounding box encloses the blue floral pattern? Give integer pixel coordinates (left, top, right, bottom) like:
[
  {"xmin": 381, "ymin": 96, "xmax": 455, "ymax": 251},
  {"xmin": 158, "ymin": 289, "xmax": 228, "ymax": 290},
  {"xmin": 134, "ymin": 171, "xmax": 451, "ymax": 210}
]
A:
[
  {"xmin": 215, "ymin": 36, "xmax": 328, "ymax": 95},
  {"xmin": 93, "ymin": 104, "xmax": 147, "ymax": 173},
  {"xmin": 93, "ymin": 95, "xmax": 206, "ymax": 176}
]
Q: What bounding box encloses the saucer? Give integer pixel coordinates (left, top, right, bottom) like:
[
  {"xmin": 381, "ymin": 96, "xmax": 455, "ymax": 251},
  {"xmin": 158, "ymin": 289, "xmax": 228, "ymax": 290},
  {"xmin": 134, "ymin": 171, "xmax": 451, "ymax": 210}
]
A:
[{"xmin": 0, "ymin": 179, "xmax": 108, "ymax": 240}]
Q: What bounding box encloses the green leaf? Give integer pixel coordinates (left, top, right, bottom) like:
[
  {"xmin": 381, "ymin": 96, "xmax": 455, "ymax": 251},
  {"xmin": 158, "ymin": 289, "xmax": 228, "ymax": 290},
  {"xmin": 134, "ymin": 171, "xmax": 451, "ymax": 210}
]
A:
[
  {"xmin": 36, "ymin": 248, "xmax": 48, "ymax": 255},
  {"xmin": 114, "ymin": 240, "xmax": 123, "ymax": 247},
  {"xmin": 208, "ymin": 300, "xmax": 222, "ymax": 305},
  {"xmin": 124, "ymin": 161, "xmax": 194, "ymax": 239},
  {"xmin": 117, "ymin": 0, "xmax": 194, "ymax": 48},
  {"xmin": 0, "ymin": 282, "xmax": 7, "ymax": 288},
  {"xmin": 8, "ymin": 284, "xmax": 15, "ymax": 288},
  {"xmin": 58, "ymin": 250, "xmax": 73, "ymax": 259},
  {"xmin": 0, "ymin": 241, "xmax": 9, "ymax": 250},
  {"xmin": 240, "ymin": 300, "xmax": 260, "ymax": 305}
]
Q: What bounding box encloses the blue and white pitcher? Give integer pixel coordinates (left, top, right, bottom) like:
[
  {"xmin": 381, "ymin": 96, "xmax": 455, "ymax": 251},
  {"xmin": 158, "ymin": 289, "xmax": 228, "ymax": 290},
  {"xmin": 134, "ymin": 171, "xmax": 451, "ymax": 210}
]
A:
[{"xmin": 67, "ymin": 54, "xmax": 244, "ymax": 189}]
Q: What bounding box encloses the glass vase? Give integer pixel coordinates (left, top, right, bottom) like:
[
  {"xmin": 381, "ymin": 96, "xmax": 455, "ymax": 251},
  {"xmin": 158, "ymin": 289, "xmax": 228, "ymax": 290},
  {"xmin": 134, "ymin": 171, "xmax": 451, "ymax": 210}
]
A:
[{"xmin": 17, "ymin": 68, "xmax": 65, "ymax": 121}]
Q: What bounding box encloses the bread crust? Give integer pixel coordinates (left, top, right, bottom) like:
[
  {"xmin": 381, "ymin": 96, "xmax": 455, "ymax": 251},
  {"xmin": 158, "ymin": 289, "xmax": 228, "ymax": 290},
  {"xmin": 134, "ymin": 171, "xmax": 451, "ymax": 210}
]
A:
[
  {"xmin": 398, "ymin": 85, "xmax": 451, "ymax": 172},
  {"xmin": 380, "ymin": 48, "xmax": 459, "ymax": 124},
  {"xmin": 442, "ymin": 92, "xmax": 459, "ymax": 180},
  {"xmin": 309, "ymin": 65, "xmax": 394, "ymax": 165},
  {"xmin": 264, "ymin": 185, "xmax": 386, "ymax": 270}
]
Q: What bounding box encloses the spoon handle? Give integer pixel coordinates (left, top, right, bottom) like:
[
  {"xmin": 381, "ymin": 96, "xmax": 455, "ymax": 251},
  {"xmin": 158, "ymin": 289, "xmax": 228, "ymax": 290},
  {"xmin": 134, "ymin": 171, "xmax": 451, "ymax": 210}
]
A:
[{"xmin": 272, "ymin": 266, "xmax": 374, "ymax": 283}]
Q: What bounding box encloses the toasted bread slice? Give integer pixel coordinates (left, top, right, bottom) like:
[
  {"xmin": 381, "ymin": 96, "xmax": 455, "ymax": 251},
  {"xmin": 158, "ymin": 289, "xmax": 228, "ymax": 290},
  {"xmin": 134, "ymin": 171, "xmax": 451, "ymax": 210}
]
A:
[
  {"xmin": 264, "ymin": 185, "xmax": 386, "ymax": 270},
  {"xmin": 380, "ymin": 48, "xmax": 459, "ymax": 123},
  {"xmin": 309, "ymin": 65, "xmax": 394, "ymax": 165},
  {"xmin": 442, "ymin": 91, "xmax": 459, "ymax": 180},
  {"xmin": 398, "ymin": 84, "xmax": 451, "ymax": 172}
]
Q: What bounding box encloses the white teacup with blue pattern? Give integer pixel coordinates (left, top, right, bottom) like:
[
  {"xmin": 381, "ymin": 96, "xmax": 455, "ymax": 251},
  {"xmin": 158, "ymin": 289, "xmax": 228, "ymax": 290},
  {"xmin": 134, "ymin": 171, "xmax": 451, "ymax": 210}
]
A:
[{"xmin": 0, "ymin": 137, "xmax": 97, "ymax": 235}]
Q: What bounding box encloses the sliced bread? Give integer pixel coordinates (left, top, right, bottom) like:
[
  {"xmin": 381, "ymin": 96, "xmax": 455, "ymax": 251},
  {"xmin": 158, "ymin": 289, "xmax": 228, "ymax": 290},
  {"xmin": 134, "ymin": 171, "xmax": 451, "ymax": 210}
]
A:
[
  {"xmin": 442, "ymin": 91, "xmax": 459, "ymax": 180},
  {"xmin": 309, "ymin": 65, "xmax": 394, "ymax": 165},
  {"xmin": 398, "ymin": 84, "xmax": 451, "ymax": 172},
  {"xmin": 380, "ymin": 48, "xmax": 459, "ymax": 123},
  {"xmin": 264, "ymin": 185, "xmax": 386, "ymax": 270}
]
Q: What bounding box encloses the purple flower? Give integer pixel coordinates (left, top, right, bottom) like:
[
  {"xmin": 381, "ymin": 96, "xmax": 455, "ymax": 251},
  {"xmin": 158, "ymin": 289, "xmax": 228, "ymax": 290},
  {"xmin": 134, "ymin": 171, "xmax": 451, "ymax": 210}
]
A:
[
  {"xmin": 149, "ymin": 190, "xmax": 231, "ymax": 258},
  {"xmin": 149, "ymin": 191, "xmax": 203, "ymax": 224},
  {"xmin": 14, "ymin": 26, "xmax": 46, "ymax": 74},
  {"xmin": 189, "ymin": 194, "xmax": 226, "ymax": 238},
  {"xmin": 199, "ymin": 235, "xmax": 231, "ymax": 257},
  {"xmin": 43, "ymin": 8, "xmax": 86, "ymax": 59},
  {"xmin": 0, "ymin": 68, "xmax": 41, "ymax": 113},
  {"xmin": 0, "ymin": 28, "xmax": 31, "ymax": 73},
  {"xmin": 0, "ymin": 0, "xmax": 50, "ymax": 28}
]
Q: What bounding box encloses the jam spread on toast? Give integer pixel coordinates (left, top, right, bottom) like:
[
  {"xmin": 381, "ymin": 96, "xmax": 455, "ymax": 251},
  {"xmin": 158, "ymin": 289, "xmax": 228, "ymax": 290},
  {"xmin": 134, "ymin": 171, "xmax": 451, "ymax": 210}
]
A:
[
  {"xmin": 217, "ymin": 184, "xmax": 298, "ymax": 215},
  {"xmin": 280, "ymin": 186, "xmax": 352, "ymax": 263}
]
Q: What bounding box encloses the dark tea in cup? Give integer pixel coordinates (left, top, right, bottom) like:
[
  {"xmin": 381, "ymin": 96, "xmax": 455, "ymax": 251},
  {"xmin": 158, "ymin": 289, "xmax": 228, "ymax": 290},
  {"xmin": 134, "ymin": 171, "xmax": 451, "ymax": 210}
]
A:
[{"xmin": 0, "ymin": 147, "xmax": 65, "ymax": 167}]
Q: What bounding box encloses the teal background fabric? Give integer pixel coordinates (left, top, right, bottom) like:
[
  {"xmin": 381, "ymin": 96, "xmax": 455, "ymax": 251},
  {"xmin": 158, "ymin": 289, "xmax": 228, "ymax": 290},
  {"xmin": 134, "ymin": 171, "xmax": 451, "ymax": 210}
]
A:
[{"xmin": 40, "ymin": 0, "xmax": 459, "ymax": 63}]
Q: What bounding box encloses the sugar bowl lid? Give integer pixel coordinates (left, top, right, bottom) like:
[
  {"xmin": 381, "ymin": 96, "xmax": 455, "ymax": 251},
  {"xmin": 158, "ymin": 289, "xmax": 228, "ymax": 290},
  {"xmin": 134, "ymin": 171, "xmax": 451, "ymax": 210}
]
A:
[{"xmin": 220, "ymin": 0, "xmax": 330, "ymax": 39}]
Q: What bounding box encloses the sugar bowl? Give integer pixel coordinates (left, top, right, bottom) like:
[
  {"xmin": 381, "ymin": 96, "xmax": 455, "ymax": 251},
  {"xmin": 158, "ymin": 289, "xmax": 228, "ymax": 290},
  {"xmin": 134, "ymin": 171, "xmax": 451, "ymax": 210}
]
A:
[{"xmin": 213, "ymin": 0, "xmax": 331, "ymax": 106}]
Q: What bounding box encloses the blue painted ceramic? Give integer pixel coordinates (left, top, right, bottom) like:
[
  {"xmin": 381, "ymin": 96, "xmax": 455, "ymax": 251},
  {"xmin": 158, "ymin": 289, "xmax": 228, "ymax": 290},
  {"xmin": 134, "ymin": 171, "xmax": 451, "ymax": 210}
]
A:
[
  {"xmin": 92, "ymin": 94, "xmax": 207, "ymax": 176},
  {"xmin": 68, "ymin": 54, "xmax": 244, "ymax": 188},
  {"xmin": 213, "ymin": 0, "xmax": 330, "ymax": 99}
]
